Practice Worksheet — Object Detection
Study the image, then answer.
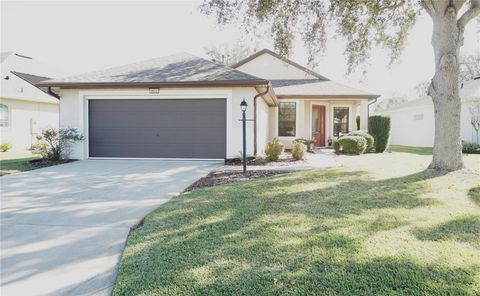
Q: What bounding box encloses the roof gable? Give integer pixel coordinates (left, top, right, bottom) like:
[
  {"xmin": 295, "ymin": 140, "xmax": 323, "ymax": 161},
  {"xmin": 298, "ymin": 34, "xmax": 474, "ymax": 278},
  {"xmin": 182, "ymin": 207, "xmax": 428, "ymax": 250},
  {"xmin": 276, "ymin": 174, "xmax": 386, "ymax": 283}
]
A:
[{"xmin": 232, "ymin": 49, "xmax": 329, "ymax": 81}]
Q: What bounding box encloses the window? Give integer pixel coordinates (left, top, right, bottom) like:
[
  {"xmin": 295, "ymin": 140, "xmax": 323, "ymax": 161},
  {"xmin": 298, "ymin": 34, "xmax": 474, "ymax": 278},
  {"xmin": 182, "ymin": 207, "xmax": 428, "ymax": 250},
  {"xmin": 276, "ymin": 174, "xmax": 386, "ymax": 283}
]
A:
[
  {"xmin": 333, "ymin": 107, "xmax": 349, "ymax": 136},
  {"xmin": 0, "ymin": 104, "xmax": 8, "ymax": 127},
  {"xmin": 278, "ymin": 102, "xmax": 296, "ymax": 136}
]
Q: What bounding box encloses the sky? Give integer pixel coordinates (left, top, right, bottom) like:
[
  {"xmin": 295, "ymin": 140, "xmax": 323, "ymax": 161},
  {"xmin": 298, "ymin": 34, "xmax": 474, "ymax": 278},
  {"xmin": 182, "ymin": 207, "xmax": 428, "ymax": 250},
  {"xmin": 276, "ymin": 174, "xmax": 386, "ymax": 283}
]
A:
[{"xmin": 1, "ymin": 0, "xmax": 479, "ymax": 101}]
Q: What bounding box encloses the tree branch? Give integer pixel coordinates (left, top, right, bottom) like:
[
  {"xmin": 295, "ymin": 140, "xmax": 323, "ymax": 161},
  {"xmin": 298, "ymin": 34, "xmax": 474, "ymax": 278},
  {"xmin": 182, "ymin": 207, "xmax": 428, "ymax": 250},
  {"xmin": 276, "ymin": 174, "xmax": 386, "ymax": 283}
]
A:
[
  {"xmin": 421, "ymin": 0, "xmax": 436, "ymax": 16},
  {"xmin": 458, "ymin": 0, "xmax": 480, "ymax": 29}
]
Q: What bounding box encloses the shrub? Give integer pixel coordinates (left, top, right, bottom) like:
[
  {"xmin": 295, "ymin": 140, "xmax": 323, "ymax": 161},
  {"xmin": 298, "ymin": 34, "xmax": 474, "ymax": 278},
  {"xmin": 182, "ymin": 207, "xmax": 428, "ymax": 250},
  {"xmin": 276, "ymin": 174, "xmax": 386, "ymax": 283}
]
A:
[
  {"xmin": 333, "ymin": 140, "xmax": 341, "ymax": 153},
  {"xmin": 368, "ymin": 115, "xmax": 391, "ymax": 153},
  {"xmin": 265, "ymin": 138, "xmax": 284, "ymax": 161},
  {"xmin": 462, "ymin": 141, "xmax": 480, "ymax": 154},
  {"xmin": 291, "ymin": 140, "xmax": 307, "ymax": 160},
  {"xmin": 0, "ymin": 143, "xmax": 11, "ymax": 152},
  {"xmin": 348, "ymin": 130, "xmax": 374, "ymax": 152},
  {"xmin": 295, "ymin": 138, "xmax": 313, "ymax": 152},
  {"xmin": 356, "ymin": 115, "xmax": 360, "ymax": 130},
  {"xmin": 33, "ymin": 128, "xmax": 84, "ymax": 160},
  {"xmin": 337, "ymin": 136, "xmax": 367, "ymax": 155}
]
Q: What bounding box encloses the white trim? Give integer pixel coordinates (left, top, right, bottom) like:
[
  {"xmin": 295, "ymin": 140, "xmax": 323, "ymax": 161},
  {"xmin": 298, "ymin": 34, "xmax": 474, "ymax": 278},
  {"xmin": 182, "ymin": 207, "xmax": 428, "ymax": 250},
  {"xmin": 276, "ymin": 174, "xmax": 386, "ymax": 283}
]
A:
[{"xmin": 78, "ymin": 89, "xmax": 232, "ymax": 160}]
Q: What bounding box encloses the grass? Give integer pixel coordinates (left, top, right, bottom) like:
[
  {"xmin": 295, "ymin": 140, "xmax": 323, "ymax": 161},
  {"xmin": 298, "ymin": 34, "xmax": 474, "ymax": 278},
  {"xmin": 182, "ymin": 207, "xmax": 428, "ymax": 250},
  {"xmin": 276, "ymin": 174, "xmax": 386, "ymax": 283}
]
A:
[
  {"xmin": 388, "ymin": 145, "xmax": 433, "ymax": 155},
  {"xmin": 113, "ymin": 152, "xmax": 480, "ymax": 296},
  {"xmin": 0, "ymin": 152, "xmax": 41, "ymax": 176}
]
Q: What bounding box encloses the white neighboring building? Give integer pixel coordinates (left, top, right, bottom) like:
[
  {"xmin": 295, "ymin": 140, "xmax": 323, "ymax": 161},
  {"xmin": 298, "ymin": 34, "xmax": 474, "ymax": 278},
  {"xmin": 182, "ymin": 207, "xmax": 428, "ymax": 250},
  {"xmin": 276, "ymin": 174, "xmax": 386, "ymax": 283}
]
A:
[
  {"xmin": 379, "ymin": 77, "xmax": 480, "ymax": 147},
  {"xmin": 0, "ymin": 52, "xmax": 60, "ymax": 151}
]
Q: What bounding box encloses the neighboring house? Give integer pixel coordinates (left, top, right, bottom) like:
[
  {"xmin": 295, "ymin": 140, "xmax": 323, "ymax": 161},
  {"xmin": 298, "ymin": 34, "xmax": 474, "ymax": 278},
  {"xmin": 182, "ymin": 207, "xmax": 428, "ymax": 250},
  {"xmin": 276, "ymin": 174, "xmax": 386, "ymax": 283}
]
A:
[
  {"xmin": 378, "ymin": 77, "xmax": 480, "ymax": 147},
  {"xmin": 0, "ymin": 52, "xmax": 60, "ymax": 151},
  {"xmin": 38, "ymin": 49, "xmax": 378, "ymax": 160}
]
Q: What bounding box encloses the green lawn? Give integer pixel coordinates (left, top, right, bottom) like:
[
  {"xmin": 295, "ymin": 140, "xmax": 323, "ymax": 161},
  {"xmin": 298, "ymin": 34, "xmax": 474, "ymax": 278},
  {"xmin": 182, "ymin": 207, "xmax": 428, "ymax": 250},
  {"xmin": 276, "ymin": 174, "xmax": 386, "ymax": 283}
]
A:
[
  {"xmin": 0, "ymin": 152, "xmax": 41, "ymax": 176},
  {"xmin": 113, "ymin": 153, "xmax": 480, "ymax": 296},
  {"xmin": 388, "ymin": 145, "xmax": 433, "ymax": 155}
]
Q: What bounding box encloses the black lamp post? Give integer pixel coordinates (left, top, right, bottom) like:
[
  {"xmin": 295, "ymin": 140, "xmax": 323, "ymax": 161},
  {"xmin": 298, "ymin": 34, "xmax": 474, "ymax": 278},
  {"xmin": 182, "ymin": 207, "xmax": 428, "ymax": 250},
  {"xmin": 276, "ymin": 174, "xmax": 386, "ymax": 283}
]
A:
[{"xmin": 240, "ymin": 99, "xmax": 248, "ymax": 175}]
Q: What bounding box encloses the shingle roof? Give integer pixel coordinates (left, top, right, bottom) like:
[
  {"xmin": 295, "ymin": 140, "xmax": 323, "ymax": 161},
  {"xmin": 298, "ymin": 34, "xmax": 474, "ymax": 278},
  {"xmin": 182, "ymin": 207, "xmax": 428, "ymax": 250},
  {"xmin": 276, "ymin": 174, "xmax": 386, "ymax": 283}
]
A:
[
  {"xmin": 271, "ymin": 79, "xmax": 379, "ymax": 99},
  {"xmin": 38, "ymin": 53, "xmax": 268, "ymax": 87}
]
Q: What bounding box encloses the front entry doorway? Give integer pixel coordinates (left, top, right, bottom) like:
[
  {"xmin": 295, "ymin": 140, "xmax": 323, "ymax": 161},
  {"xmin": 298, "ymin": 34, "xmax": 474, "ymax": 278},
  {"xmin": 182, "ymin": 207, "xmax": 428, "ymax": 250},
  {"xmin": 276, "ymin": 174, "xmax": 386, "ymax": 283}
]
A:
[{"xmin": 312, "ymin": 105, "xmax": 326, "ymax": 147}]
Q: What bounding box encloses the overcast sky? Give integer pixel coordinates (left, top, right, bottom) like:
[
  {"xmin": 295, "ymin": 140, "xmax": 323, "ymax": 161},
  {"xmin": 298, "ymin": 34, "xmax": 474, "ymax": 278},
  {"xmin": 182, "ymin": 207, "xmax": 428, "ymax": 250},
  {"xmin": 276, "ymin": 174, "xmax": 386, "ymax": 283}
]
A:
[{"xmin": 1, "ymin": 0, "xmax": 479, "ymax": 100}]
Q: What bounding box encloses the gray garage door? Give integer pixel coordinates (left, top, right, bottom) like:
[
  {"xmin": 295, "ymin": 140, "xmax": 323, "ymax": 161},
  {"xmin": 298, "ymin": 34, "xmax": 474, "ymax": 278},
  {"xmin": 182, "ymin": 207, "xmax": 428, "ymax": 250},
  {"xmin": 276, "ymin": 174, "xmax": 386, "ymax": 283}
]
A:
[{"xmin": 88, "ymin": 99, "xmax": 226, "ymax": 158}]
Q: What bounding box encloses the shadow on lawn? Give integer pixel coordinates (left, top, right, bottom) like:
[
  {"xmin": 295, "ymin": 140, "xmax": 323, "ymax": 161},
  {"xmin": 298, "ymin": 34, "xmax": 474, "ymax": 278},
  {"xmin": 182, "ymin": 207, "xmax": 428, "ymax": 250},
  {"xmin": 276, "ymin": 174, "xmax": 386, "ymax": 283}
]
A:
[
  {"xmin": 113, "ymin": 169, "xmax": 477, "ymax": 296},
  {"xmin": 412, "ymin": 215, "xmax": 480, "ymax": 248},
  {"xmin": 468, "ymin": 186, "xmax": 480, "ymax": 206}
]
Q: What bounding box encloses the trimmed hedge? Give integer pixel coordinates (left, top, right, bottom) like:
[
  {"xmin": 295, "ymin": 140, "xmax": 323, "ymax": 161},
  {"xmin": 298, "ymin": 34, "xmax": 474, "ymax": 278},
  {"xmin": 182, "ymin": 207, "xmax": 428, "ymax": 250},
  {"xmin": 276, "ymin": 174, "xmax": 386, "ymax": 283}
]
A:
[
  {"xmin": 462, "ymin": 141, "xmax": 480, "ymax": 154},
  {"xmin": 368, "ymin": 115, "xmax": 391, "ymax": 153},
  {"xmin": 337, "ymin": 136, "xmax": 367, "ymax": 155},
  {"xmin": 348, "ymin": 130, "xmax": 374, "ymax": 152},
  {"xmin": 333, "ymin": 140, "xmax": 341, "ymax": 153}
]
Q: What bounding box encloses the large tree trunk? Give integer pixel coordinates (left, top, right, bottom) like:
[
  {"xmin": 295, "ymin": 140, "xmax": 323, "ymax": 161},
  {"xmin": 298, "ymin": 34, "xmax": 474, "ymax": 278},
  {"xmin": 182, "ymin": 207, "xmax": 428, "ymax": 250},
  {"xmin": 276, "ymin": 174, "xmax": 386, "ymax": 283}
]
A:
[{"xmin": 428, "ymin": 5, "xmax": 464, "ymax": 171}]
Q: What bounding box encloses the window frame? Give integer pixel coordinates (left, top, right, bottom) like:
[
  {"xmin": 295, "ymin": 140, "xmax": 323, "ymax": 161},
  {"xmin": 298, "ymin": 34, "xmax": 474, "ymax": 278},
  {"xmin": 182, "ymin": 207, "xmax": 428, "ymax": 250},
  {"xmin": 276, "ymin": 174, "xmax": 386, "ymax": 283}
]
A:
[
  {"xmin": 0, "ymin": 104, "xmax": 10, "ymax": 128},
  {"xmin": 278, "ymin": 102, "xmax": 297, "ymax": 137},
  {"xmin": 333, "ymin": 106, "xmax": 349, "ymax": 137}
]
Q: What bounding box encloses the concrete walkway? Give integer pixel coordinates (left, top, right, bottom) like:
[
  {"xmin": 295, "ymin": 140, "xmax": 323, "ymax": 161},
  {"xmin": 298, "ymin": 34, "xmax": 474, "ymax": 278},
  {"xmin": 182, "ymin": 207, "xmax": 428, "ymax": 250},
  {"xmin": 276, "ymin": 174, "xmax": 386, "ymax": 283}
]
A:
[
  {"xmin": 0, "ymin": 160, "xmax": 220, "ymax": 296},
  {"xmin": 219, "ymin": 149, "xmax": 338, "ymax": 171}
]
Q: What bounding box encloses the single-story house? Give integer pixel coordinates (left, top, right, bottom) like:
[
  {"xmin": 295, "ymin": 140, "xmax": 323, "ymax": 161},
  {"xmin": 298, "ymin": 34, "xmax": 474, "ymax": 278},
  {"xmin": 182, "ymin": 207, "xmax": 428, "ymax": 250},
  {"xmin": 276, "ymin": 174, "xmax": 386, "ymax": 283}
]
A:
[
  {"xmin": 0, "ymin": 52, "xmax": 60, "ymax": 151},
  {"xmin": 38, "ymin": 49, "xmax": 379, "ymax": 160},
  {"xmin": 378, "ymin": 77, "xmax": 480, "ymax": 147}
]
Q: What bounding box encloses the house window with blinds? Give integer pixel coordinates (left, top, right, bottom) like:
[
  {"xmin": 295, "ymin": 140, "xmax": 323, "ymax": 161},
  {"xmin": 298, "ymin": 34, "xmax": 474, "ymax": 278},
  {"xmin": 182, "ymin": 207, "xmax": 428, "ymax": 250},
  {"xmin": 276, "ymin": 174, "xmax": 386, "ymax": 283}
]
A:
[
  {"xmin": 278, "ymin": 102, "xmax": 296, "ymax": 137},
  {"xmin": 333, "ymin": 107, "xmax": 349, "ymax": 136},
  {"xmin": 0, "ymin": 104, "xmax": 9, "ymax": 127}
]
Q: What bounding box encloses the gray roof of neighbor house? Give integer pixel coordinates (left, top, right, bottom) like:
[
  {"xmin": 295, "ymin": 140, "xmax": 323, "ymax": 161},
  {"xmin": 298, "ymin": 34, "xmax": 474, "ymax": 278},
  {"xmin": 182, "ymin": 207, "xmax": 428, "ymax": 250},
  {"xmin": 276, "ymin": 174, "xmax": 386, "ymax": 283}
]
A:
[
  {"xmin": 38, "ymin": 53, "xmax": 269, "ymax": 88},
  {"xmin": 271, "ymin": 79, "xmax": 379, "ymax": 99}
]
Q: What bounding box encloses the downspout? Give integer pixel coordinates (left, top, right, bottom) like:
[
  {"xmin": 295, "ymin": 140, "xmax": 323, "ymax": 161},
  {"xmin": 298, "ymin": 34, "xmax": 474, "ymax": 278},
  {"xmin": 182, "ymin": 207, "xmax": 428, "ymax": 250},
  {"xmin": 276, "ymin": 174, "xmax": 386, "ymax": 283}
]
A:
[{"xmin": 253, "ymin": 84, "xmax": 270, "ymax": 156}]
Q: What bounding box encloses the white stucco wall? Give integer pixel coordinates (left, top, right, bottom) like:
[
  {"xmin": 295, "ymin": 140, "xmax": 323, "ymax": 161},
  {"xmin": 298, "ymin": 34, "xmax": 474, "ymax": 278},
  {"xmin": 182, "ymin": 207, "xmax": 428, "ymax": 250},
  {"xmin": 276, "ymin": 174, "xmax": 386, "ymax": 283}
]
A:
[
  {"xmin": 381, "ymin": 99, "xmax": 480, "ymax": 147},
  {"xmin": 0, "ymin": 98, "xmax": 59, "ymax": 150},
  {"xmin": 256, "ymin": 96, "xmax": 270, "ymax": 155},
  {"xmin": 59, "ymin": 87, "xmax": 262, "ymax": 159},
  {"xmin": 235, "ymin": 53, "xmax": 318, "ymax": 80}
]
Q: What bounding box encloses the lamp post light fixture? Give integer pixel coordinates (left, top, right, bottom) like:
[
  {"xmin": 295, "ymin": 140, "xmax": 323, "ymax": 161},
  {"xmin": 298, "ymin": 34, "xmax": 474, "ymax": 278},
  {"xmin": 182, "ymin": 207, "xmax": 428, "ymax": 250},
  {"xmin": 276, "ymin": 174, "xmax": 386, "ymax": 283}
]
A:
[{"xmin": 240, "ymin": 98, "xmax": 248, "ymax": 175}]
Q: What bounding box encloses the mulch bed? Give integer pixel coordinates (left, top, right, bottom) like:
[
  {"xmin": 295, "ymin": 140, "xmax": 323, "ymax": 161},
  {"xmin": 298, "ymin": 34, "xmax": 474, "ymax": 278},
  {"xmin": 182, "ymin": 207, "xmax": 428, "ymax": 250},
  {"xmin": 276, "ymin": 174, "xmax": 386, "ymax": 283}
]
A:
[
  {"xmin": 29, "ymin": 159, "xmax": 76, "ymax": 168},
  {"xmin": 184, "ymin": 170, "xmax": 288, "ymax": 192},
  {"xmin": 225, "ymin": 153, "xmax": 306, "ymax": 166}
]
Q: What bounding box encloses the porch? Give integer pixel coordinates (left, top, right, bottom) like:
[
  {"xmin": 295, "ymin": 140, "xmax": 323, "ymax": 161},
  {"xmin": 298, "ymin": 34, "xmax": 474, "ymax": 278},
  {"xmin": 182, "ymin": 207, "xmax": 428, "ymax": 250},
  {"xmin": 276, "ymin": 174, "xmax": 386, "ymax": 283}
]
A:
[{"xmin": 272, "ymin": 98, "xmax": 370, "ymax": 148}]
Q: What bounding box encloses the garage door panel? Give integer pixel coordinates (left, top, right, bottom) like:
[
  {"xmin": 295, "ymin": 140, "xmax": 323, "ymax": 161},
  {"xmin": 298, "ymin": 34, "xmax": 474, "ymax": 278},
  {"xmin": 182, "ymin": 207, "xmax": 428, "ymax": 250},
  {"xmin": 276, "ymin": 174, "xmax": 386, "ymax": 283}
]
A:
[
  {"xmin": 90, "ymin": 127, "xmax": 225, "ymax": 144},
  {"xmin": 89, "ymin": 111, "xmax": 225, "ymax": 128},
  {"xmin": 88, "ymin": 99, "xmax": 226, "ymax": 158}
]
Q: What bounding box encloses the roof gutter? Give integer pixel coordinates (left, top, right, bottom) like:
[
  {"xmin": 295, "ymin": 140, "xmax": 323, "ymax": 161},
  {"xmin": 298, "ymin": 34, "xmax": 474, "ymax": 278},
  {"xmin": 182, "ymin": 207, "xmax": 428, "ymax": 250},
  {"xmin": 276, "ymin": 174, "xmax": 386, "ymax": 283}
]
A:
[
  {"xmin": 253, "ymin": 83, "xmax": 270, "ymax": 156},
  {"xmin": 36, "ymin": 79, "xmax": 270, "ymax": 88}
]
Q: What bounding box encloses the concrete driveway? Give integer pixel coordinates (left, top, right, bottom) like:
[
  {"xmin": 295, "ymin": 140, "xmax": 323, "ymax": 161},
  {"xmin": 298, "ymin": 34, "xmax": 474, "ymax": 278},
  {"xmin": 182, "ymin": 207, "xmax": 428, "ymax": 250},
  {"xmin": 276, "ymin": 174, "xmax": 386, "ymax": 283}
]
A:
[{"xmin": 0, "ymin": 160, "xmax": 219, "ymax": 296}]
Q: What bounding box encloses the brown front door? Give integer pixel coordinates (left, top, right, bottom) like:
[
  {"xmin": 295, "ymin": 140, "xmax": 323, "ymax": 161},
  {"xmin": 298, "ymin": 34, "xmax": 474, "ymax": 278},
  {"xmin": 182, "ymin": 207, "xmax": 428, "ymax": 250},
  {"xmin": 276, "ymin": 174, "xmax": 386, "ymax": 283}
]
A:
[{"xmin": 312, "ymin": 105, "xmax": 326, "ymax": 147}]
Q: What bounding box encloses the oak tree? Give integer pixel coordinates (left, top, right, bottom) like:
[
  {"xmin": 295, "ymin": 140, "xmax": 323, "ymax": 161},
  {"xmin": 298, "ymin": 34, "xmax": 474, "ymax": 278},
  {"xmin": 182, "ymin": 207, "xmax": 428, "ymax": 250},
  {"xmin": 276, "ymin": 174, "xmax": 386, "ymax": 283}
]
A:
[{"xmin": 201, "ymin": 0, "xmax": 480, "ymax": 171}]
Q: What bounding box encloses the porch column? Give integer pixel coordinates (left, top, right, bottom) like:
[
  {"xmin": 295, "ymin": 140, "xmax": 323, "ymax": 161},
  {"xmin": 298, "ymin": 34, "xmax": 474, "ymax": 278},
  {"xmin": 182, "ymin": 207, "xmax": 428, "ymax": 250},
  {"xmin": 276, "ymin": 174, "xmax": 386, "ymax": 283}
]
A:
[{"xmin": 360, "ymin": 99, "xmax": 369, "ymax": 131}]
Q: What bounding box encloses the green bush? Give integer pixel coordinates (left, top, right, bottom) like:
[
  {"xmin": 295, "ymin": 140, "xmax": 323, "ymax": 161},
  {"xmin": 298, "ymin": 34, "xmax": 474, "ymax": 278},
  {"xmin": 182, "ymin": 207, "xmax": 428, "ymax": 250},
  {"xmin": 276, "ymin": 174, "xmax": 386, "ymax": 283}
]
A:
[
  {"xmin": 265, "ymin": 138, "xmax": 284, "ymax": 161},
  {"xmin": 33, "ymin": 128, "xmax": 84, "ymax": 160},
  {"xmin": 291, "ymin": 140, "xmax": 307, "ymax": 160},
  {"xmin": 337, "ymin": 136, "xmax": 367, "ymax": 155},
  {"xmin": 0, "ymin": 143, "xmax": 11, "ymax": 152},
  {"xmin": 368, "ymin": 115, "xmax": 391, "ymax": 153},
  {"xmin": 333, "ymin": 140, "xmax": 341, "ymax": 153},
  {"xmin": 295, "ymin": 138, "xmax": 313, "ymax": 152},
  {"xmin": 462, "ymin": 141, "xmax": 480, "ymax": 154},
  {"xmin": 348, "ymin": 130, "xmax": 374, "ymax": 152},
  {"xmin": 356, "ymin": 115, "xmax": 360, "ymax": 130}
]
